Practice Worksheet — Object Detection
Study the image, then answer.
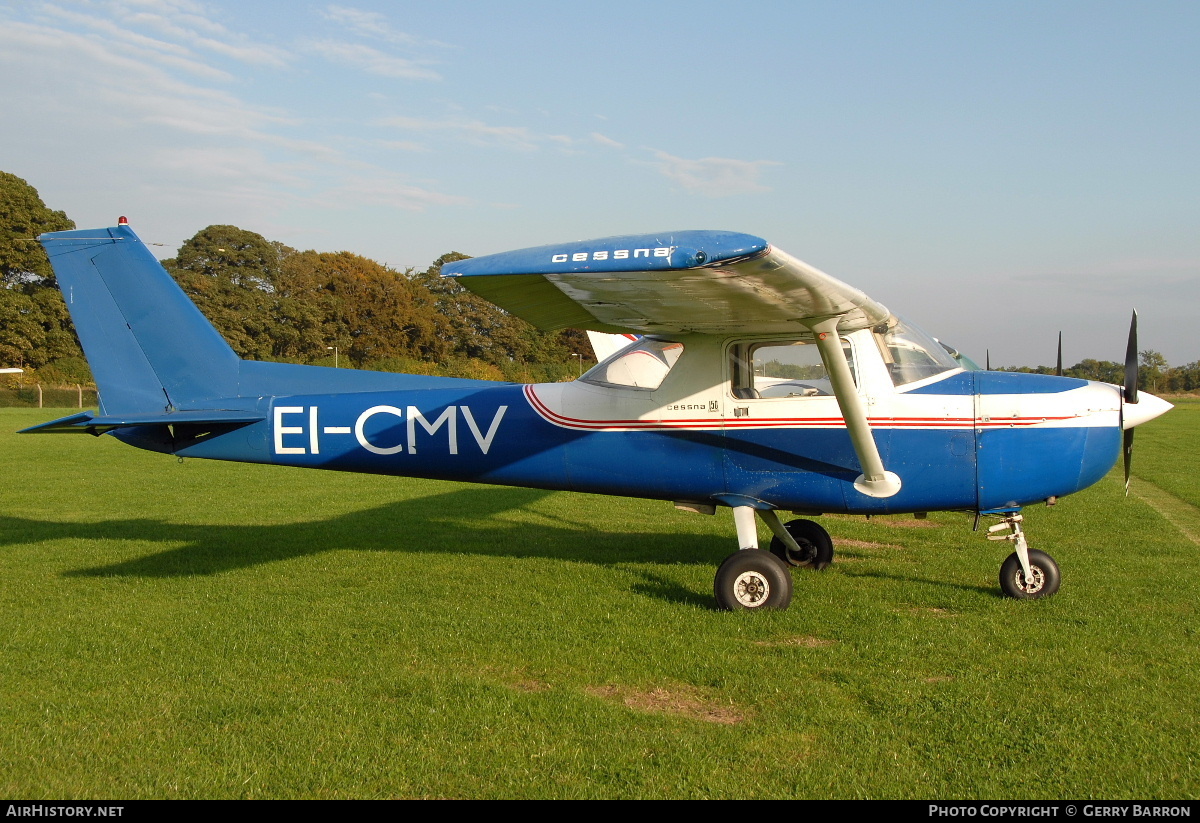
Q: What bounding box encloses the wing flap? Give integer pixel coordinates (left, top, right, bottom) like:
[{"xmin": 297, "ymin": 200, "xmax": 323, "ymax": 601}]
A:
[{"xmin": 455, "ymin": 273, "xmax": 625, "ymax": 332}]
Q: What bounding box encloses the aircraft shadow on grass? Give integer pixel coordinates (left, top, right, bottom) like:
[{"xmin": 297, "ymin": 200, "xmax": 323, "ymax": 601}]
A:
[
  {"xmin": 0, "ymin": 484, "xmax": 998, "ymax": 605},
  {"xmin": 0, "ymin": 486, "xmax": 729, "ymax": 608}
]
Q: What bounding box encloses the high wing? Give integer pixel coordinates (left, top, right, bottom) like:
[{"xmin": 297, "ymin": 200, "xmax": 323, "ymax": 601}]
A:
[
  {"xmin": 441, "ymin": 231, "xmax": 890, "ymax": 336},
  {"xmin": 445, "ymin": 230, "xmax": 901, "ymax": 498}
]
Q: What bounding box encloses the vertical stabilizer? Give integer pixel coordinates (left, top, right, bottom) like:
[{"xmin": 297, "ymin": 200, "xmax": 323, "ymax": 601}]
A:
[{"xmin": 40, "ymin": 223, "xmax": 240, "ymax": 415}]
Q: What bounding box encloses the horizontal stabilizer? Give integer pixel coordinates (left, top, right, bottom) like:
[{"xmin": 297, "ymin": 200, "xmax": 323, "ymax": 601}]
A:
[{"xmin": 21, "ymin": 409, "xmax": 266, "ymax": 434}]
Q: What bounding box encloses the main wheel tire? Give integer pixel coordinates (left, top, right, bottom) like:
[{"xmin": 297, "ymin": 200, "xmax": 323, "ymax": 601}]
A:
[
  {"xmin": 714, "ymin": 550, "xmax": 794, "ymax": 611},
  {"xmin": 769, "ymin": 519, "xmax": 834, "ymax": 570},
  {"xmin": 999, "ymin": 549, "xmax": 1061, "ymax": 600}
]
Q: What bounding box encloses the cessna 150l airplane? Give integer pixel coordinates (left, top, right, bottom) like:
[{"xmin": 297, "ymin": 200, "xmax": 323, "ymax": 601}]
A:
[{"xmin": 24, "ymin": 222, "xmax": 1172, "ymax": 610}]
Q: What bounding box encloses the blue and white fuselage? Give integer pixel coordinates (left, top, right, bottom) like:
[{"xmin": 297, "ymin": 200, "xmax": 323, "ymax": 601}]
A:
[
  {"xmin": 25, "ymin": 223, "xmax": 1171, "ymax": 609},
  {"xmin": 160, "ymin": 336, "xmax": 1135, "ymax": 515}
]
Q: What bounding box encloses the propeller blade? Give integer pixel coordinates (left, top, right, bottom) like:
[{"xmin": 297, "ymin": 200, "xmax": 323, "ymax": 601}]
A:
[
  {"xmin": 986, "ymin": 349, "xmax": 991, "ymax": 371},
  {"xmin": 1123, "ymin": 428, "xmax": 1135, "ymax": 496},
  {"xmin": 1124, "ymin": 310, "xmax": 1139, "ymax": 404},
  {"xmin": 1056, "ymin": 332, "xmax": 1063, "ymax": 377}
]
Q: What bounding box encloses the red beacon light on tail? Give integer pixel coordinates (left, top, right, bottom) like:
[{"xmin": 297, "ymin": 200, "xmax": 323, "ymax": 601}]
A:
[{"xmin": 118, "ymin": 216, "xmax": 129, "ymax": 225}]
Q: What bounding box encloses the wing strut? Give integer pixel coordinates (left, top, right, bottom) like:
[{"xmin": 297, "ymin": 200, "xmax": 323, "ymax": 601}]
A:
[{"xmin": 804, "ymin": 318, "xmax": 901, "ymax": 499}]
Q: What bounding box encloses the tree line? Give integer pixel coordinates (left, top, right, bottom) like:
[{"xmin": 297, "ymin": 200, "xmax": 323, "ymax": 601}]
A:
[
  {"xmin": 1, "ymin": 171, "xmax": 589, "ymax": 385},
  {"xmin": 2, "ymin": 169, "xmax": 1198, "ymax": 392},
  {"xmin": 996, "ymin": 352, "xmax": 1195, "ymax": 395}
]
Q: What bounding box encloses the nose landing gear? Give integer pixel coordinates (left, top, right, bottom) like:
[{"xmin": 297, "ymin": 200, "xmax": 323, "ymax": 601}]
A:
[{"xmin": 987, "ymin": 513, "xmax": 1061, "ymax": 599}]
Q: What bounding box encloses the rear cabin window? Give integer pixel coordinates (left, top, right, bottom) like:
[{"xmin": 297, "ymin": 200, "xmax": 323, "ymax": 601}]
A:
[
  {"xmin": 579, "ymin": 338, "xmax": 684, "ymax": 391},
  {"xmin": 730, "ymin": 339, "xmax": 855, "ymax": 399}
]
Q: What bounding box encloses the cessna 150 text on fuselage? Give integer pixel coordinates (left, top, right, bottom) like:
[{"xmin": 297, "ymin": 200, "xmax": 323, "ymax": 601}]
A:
[{"xmin": 24, "ymin": 222, "xmax": 1171, "ymax": 610}]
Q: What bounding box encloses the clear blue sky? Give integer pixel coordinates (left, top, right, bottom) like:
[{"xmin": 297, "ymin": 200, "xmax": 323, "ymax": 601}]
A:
[{"xmin": 1, "ymin": 0, "xmax": 1197, "ymax": 367}]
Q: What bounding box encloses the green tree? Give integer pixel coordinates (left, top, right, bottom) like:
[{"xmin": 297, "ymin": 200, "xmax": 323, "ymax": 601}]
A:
[
  {"xmin": 0, "ymin": 288, "xmax": 46, "ymax": 367},
  {"xmin": 164, "ymin": 225, "xmax": 290, "ymax": 360},
  {"xmin": 412, "ymin": 253, "xmax": 591, "ymax": 377},
  {"xmin": 1138, "ymin": 350, "xmax": 1168, "ymax": 393},
  {"xmin": 0, "ymin": 171, "xmax": 75, "ymax": 288},
  {"xmin": 0, "ymin": 171, "xmax": 83, "ymax": 370},
  {"xmin": 280, "ymin": 250, "xmax": 449, "ymax": 366},
  {"xmin": 413, "ymin": 253, "xmax": 527, "ymax": 363},
  {"xmin": 1165, "ymin": 361, "xmax": 1200, "ymax": 392},
  {"xmin": 1065, "ymin": 359, "xmax": 1124, "ymax": 384}
]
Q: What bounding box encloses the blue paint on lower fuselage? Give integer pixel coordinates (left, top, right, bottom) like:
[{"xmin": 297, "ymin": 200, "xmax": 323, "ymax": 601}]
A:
[
  {"xmin": 176, "ymin": 384, "xmax": 727, "ymax": 501},
  {"xmin": 723, "ymin": 426, "xmax": 978, "ymax": 513},
  {"xmin": 978, "ymin": 425, "xmax": 1120, "ymax": 509},
  {"xmin": 167, "ymin": 379, "xmax": 1122, "ymax": 515}
]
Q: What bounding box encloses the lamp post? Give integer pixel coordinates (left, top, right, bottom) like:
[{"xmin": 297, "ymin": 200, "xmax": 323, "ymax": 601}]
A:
[
  {"xmin": 570, "ymin": 352, "xmax": 581, "ymax": 377},
  {"xmin": 326, "ymin": 346, "xmax": 339, "ymax": 368}
]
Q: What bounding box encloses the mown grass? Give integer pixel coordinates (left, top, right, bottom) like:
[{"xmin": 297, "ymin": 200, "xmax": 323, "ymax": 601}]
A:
[
  {"xmin": 1, "ymin": 407, "xmax": 1196, "ymax": 799},
  {"xmin": 1133, "ymin": 396, "xmax": 1200, "ymax": 507}
]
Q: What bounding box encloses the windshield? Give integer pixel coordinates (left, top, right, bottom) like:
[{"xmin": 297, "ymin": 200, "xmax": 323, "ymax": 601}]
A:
[
  {"xmin": 937, "ymin": 339, "xmax": 982, "ymax": 371},
  {"xmin": 579, "ymin": 338, "xmax": 684, "ymax": 390},
  {"xmin": 875, "ymin": 317, "xmax": 960, "ymax": 386}
]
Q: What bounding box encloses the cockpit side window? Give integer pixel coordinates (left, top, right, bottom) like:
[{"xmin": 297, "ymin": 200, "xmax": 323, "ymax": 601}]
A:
[
  {"xmin": 579, "ymin": 338, "xmax": 684, "ymax": 391},
  {"xmin": 730, "ymin": 338, "xmax": 855, "ymax": 399}
]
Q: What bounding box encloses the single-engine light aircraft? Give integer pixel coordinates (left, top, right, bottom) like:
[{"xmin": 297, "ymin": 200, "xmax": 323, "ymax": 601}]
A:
[{"xmin": 24, "ymin": 222, "xmax": 1172, "ymax": 610}]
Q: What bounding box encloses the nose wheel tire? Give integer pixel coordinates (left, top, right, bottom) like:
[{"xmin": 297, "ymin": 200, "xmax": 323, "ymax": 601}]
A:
[
  {"xmin": 768, "ymin": 518, "xmax": 834, "ymax": 570},
  {"xmin": 999, "ymin": 549, "xmax": 1061, "ymax": 600},
  {"xmin": 715, "ymin": 550, "xmax": 794, "ymax": 611}
]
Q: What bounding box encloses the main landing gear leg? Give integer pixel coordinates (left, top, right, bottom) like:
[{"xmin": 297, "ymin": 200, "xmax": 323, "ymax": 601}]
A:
[
  {"xmin": 714, "ymin": 507, "xmax": 793, "ymax": 611},
  {"xmin": 761, "ymin": 511, "xmax": 834, "ymax": 571},
  {"xmin": 733, "ymin": 505, "xmax": 759, "ymax": 550},
  {"xmin": 987, "ymin": 513, "xmax": 1061, "ymax": 600}
]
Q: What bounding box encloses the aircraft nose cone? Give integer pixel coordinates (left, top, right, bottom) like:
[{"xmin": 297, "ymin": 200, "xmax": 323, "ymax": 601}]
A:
[{"xmin": 1123, "ymin": 391, "xmax": 1173, "ymax": 430}]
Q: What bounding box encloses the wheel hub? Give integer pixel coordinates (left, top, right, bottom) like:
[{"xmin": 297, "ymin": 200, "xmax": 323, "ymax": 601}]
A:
[
  {"xmin": 1015, "ymin": 566, "xmax": 1045, "ymax": 594},
  {"xmin": 787, "ymin": 540, "xmax": 816, "ymax": 567},
  {"xmin": 733, "ymin": 571, "xmax": 770, "ymax": 607}
]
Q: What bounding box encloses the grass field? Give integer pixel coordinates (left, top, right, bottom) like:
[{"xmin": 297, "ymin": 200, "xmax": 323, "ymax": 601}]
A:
[{"xmin": 1, "ymin": 403, "xmax": 1197, "ymax": 799}]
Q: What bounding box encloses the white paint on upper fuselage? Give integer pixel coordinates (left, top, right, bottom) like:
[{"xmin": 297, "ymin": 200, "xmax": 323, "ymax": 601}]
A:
[
  {"xmin": 526, "ymin": 329, "xmax": 1124, "ymax": 433},
  {"xmin": 974, "ymin": 382, "xmax": 1120, "ymax": 431},
  {"xmin": 267, "ymin": 327, "xmax": 1143, "ymax": 460}
]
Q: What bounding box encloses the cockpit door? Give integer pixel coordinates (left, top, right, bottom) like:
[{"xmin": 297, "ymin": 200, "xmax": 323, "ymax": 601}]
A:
[{"xmin": 721, "ymin": 335, "xmax": 876, "ymax": 509}]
